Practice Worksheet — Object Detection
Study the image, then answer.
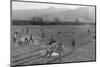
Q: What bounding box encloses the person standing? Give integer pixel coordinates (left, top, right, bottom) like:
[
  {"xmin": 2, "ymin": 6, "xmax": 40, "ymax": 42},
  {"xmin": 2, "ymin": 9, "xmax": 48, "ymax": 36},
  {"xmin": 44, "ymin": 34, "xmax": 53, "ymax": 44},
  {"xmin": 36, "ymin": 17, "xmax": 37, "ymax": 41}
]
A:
[
  {"xmin": 58, "ymin": 31, "xmax": 61, "ymax": 34},
  {"xmin": 18, "ymin": 35, "xmax": 23, "ymax": 46},
  {"xmin": 22, "ymin": 28, "xmax": 24, "ymax": 33},
  {"xmin": 72, "ymin": 39, "xmax": 76, "ymax": 48},
  {"xmin": 29, "ymin": 33, "xmax": 34, "ymax": 43},
  {"xmin": 13, "ymin": 32, "xmax": 18, "ymax": 43},
  {"xmin": 93, "ymin": 34, "xmax": 96, "ymax": 40},
  {"xmin": 88, "ymin": 29, "xmax": 90, "ymax": 34},
  {"xmin": 26, "ymin": 28, "xmax": 29, "ymax": 34},
  {"xmin": 57, "ymin": 42, "xmax": 63, "ymax": 62},
  {"xmin": 40, "ymin": 27, "xmax": 45, "ymax": 38}
]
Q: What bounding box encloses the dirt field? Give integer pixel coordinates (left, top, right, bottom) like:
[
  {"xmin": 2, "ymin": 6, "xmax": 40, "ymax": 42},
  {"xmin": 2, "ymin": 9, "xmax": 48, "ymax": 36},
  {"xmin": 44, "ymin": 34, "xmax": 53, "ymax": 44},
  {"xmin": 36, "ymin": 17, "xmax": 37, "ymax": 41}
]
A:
[{"xmin": 11, "ymin": 25, "xmax": 96, "ymax": 66}]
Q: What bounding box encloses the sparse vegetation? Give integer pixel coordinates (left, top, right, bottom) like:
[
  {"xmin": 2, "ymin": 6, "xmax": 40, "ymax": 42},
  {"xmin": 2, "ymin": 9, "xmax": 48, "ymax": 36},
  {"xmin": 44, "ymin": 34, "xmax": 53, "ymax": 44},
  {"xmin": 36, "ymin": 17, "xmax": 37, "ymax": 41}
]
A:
[{"xmin": 12, "ymin": 17, "xmax": 95, "ymax": 26}]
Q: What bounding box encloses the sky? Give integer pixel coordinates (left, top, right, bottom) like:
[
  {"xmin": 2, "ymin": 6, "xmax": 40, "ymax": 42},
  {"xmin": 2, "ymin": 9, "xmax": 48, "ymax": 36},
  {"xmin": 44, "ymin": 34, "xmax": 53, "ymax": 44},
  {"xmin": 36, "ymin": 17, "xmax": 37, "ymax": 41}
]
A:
[
  {"xmin": 12, "ymin": 1, "xmax": 95, "ymax": 22},
  {"xmin": 12, "ymin": 1, "xmax": 86, "ymax": 10}
]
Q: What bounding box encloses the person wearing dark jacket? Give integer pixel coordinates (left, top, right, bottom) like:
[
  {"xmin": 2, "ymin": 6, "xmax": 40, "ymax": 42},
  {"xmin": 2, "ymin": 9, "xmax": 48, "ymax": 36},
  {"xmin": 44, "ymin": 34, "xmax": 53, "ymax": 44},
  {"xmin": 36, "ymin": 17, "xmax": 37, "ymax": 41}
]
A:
[{"xmin": 72, "ymin": 39, "xmax": 75, "ymax": 47}]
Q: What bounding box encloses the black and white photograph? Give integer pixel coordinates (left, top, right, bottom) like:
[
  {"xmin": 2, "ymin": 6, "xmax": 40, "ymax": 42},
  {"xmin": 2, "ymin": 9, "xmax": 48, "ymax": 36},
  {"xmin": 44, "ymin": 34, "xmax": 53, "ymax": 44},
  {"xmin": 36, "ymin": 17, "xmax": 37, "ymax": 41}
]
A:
[{"xmin": 11, "ymin": 0, "xmax": 96, "ymax": 67}]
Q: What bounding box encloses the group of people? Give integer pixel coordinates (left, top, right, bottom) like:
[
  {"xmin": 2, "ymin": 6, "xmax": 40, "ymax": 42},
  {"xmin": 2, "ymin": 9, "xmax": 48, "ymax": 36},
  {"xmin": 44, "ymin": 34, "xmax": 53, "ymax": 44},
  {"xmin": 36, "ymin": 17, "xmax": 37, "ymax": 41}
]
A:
[
  {"xmin": 13, "ymin": 28, "xmax": 41, "ymax": 46},
  {"xmin": 41, "ymin": 36, "xmax": 65, "ymax": 62},
  {"xmin": 12, "ymin": 28, "xmax": 76, "ymax": 61},
  {"xmin": 41, "ymin": 36, "xmax": 76, "ymax": 62}
]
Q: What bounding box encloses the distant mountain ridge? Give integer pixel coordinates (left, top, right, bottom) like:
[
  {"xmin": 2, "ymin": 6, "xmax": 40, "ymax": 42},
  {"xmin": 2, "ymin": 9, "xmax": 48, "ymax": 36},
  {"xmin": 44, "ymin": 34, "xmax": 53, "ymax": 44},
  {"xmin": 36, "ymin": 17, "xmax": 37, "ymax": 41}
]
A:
[
  {"xmin": 12, "ymin": 7, "xmax": 68, "ymax": 20},
  {"xmin": 12, "ymin": 7, "xmax": 95, "ymax": 23}
]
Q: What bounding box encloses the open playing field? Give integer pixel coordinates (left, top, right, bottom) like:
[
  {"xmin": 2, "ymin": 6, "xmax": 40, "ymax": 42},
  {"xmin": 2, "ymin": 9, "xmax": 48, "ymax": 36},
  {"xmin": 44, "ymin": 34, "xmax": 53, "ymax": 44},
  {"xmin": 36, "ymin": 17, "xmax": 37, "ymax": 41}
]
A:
[{"xmin": 11, "ymin": 25, "xmax": 96, "ymax": 66}]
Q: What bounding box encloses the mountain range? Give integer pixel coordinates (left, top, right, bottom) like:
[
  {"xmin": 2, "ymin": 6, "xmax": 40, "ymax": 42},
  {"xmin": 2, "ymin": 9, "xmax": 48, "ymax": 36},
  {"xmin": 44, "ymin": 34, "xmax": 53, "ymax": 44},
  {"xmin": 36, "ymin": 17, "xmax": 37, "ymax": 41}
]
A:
[{"xmin": 12, "ymin": 6, "xmax": 95, "ymax": 23}]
